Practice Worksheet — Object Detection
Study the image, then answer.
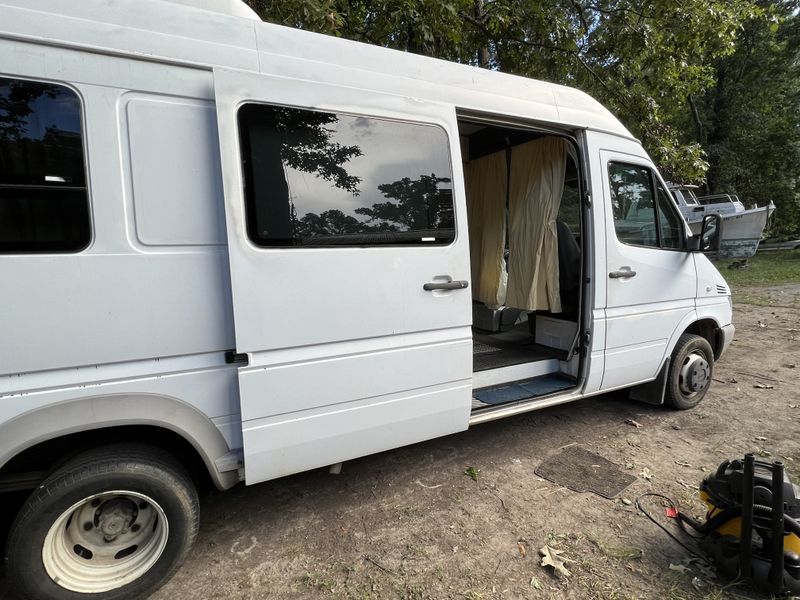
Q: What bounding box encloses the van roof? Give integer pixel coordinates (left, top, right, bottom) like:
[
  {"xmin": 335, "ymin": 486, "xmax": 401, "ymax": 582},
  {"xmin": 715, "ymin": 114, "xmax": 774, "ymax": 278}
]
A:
[{"xmin": 1, "ymin": 0, "xmax": 634, "ymax": 140}]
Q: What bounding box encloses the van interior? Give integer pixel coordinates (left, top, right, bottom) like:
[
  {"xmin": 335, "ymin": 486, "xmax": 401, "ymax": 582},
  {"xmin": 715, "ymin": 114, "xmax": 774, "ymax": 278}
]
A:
[{"xmin": 457, "ymin": 118, "xmax": 584, "ymax": 412}]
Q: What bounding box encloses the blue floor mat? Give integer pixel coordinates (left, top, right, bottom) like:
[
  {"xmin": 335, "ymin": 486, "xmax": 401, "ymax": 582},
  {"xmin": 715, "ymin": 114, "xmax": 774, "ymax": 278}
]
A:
[{"xmin": 473, "ymin": 375, "xmax": 574, "ymax": 405}]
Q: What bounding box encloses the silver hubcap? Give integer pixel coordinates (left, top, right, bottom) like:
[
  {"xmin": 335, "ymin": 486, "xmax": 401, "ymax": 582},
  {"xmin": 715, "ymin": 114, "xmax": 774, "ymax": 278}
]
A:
[
  {"xmin": 42, "ymin": 491, "xmax": 168, "ymax": 593},
  {"xmin": 679, "ymin": 352, "xmax": 710, "ymax": 396}
]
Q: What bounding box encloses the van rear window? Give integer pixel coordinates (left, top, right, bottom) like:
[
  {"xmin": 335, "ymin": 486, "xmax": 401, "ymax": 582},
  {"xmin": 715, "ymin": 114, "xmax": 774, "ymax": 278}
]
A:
[
  {"xmin": 237, "ymin": 104, "xmax": 455, "ymax": 247},
  {"xmin": 0, "ymin": 77, "xmax": 91, "ymax": 253}
]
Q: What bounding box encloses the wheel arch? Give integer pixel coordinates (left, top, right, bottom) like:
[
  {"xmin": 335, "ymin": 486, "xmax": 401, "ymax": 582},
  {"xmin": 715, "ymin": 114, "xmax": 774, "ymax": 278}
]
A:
[
  {"xmin": 630, "ymin": 315, "xmax": 723, "ymax": 406},
  {"xmin": 663, "ymin": 313, "xmax": 725, "ymax": 365},
  {"xmin": 0, "ymin": 393, "xmax": 240, "ymax": 491},
  {"xmin": 681, "ymin": 317, "xmax": 725, "ymax": 360}
]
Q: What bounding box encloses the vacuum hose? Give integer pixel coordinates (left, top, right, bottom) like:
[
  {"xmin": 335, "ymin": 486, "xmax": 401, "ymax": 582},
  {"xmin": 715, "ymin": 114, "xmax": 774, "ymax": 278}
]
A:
[{"xmin": 681, "ymin": 503, "xmax": 800, "ymax": 539}]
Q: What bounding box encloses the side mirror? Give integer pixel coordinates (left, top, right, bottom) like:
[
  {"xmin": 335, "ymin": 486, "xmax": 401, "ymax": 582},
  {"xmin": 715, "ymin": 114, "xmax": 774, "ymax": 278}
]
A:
[{"xmin": 688, "ymin": 214, "xmax": 722, "ymax": 252}]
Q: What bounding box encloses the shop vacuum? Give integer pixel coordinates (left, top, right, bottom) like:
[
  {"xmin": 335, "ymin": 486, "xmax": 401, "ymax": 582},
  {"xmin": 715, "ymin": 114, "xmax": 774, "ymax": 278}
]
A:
[{"xmin": 679, "ymin": 453, "xmax": 800, "ymax": 595}]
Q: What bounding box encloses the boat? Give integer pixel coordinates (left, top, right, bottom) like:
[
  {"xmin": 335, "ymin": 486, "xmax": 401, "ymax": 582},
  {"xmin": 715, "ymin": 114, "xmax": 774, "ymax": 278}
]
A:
[{"xmin": 669, "ymin": 184, "xmax": 775, "ymax": 258}]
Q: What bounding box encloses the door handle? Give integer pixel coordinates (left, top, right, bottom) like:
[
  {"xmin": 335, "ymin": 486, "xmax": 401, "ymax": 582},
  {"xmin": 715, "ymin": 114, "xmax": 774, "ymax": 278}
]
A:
[
  {"xmin": 423, "ymin": 280, "xmax": 469, "ymax": 291},
  {"xmin": 609, "ymin": 269, "xmax": 637, "ymax": 279}
]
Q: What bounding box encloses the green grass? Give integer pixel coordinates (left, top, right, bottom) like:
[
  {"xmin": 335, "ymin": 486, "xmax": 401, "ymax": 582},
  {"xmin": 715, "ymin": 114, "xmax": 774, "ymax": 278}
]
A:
[{"xmin": 714, "ymin": 249, "xmax": 800, "ymax": 286}]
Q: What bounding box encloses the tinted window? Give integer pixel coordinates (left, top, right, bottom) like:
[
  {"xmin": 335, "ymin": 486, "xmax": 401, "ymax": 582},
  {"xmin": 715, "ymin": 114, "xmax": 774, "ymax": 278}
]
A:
[
  {"xmin": 656, "ymin": 180, "xmax": 685, "ymax": 249},
  {"xmin": 238, "ymin": 104, "xmax": 455, "ymax": 247},
  {"xmin": 608, "ymin": 162, "xmax": 658, "ymax": 247},
  {"xmin": 609, "ymin": 162, "xmax": 688, "ymax": 250},
  {"xmin": 0, "ymin": 77, "xmax": 90, "ymax": 252}
]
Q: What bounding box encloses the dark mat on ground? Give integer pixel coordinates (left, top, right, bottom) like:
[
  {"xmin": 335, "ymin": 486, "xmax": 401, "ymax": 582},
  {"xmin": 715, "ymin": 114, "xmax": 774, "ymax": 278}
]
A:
[
  {"xmin": 534, "ymin": 445, "xmax": 637, "ymax": 499},
  {"xmin": 472, "ymin": 374, "xmax": 574, "ymax": 403}
]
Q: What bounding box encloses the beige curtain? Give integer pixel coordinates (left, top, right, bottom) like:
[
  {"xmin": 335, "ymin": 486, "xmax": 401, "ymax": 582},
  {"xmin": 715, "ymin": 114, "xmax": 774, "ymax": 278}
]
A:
[
  {"xmin": 465, "ymin": 150, "xmax": 507, "ymax": 308},
  {"xmin": 506, "ymin": 137, "xmax": 567, "ymax": 312}
]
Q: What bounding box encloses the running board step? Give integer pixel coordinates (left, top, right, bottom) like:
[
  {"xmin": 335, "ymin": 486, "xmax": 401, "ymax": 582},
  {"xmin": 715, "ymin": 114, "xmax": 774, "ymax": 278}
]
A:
[{"xmin": 472, "ymin": 374, "xmax": 574, "ymax": 409}]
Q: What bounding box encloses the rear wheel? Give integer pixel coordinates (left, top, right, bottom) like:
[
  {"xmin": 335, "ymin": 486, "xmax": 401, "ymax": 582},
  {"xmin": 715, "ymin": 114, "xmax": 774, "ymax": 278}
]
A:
[
  {"xmin": 5, "ymin": 444, "xmax": 199, "ymax": 600},
  {"xmin": 665, "ymin": 333, "xmax": 714, "ymax": 410}
]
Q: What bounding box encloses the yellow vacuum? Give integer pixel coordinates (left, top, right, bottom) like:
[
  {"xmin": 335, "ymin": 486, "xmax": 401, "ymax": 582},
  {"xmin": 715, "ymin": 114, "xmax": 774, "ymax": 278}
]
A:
[{"xmin": 681, "ymin": 454, "xmax": 800, "ymax": 594}]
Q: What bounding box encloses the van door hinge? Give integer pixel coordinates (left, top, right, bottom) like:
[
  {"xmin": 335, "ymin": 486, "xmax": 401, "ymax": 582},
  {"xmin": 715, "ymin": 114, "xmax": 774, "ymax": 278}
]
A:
[
  {"xmin": 225, "ymin": 350, "xmax": 249, "ymax": 365},
  {"xmin": 581, "ymin": 330, "xmax": 591, "ymax": 354},
  {"xmin": 583, "ymin": 193, "xmax": 592, "ymax": 207}
]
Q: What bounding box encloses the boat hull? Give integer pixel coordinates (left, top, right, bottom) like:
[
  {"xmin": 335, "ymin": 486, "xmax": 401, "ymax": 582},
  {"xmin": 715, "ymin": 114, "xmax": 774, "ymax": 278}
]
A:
[{"xmin": 688, "ymin": 204, "xmax": 775, "ymax": 259}]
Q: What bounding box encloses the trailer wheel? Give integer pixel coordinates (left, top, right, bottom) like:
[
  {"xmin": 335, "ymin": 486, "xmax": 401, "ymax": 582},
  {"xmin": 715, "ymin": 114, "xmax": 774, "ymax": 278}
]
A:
[
  {"xmin": 665, "ymin": 333, "xmax": 714, "ymax": 410},
  {"xmin": 5, "ymin": 444, "xmax": 199, "ymax": 600}
]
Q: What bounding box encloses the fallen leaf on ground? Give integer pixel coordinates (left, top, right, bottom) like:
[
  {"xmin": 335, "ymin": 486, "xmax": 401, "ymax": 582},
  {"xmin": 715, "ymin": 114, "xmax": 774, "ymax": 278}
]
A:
[
  {"xmin": 415, "ymin": 480, "xmax": 442, "ymax": 489},
  {"xmin": 621, "ymin": 498, "xmax": 632, "ymax": 506},
  {"xmin": 539, "ymin": 545, "xmax": 572, "ymax": 577},
  {"xmin": 754, "ymin": 383, "xmax": 774, "ymax": 389},
  {"xmin": 674, "ymin": 460, "xmax": 692, "ymax": 467},
  {"xmin": 529, "ymin": 576, "xmax": 543, "ymax": 590},
  {"xmin": 669, "ymin": 563, "xmax": 691, "ymax": 574},
  {"xmin": 625, "ymin": 418, "xmax": 643, "ymax": 428},
  {"xmin": 754, "ymin": 436, "xmax": 767, "ymax": 442},
  {"xmin": 639, "ymin": 467, "xmax": 653, "ymax": 481},
  {"xmin": 518, "ymin": 542, "xmax": 527, "ymax": 558}
]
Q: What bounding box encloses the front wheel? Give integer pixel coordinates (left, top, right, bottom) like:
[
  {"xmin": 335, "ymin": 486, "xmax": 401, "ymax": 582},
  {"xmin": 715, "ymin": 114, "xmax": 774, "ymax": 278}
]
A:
[
  {"xmin": 665, "ymin": 333, "xmax": 715, "ymax": 410},
  {"xmin": 5, "ymin": 444, "xmax": 199, "ymax": 600}
]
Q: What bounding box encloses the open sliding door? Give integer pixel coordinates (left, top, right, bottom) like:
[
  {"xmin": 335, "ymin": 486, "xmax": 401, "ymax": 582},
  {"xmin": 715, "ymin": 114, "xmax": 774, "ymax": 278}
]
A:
[{"xmin": 213, "ymin": 68, "xmax": 473, "ymax": 484}]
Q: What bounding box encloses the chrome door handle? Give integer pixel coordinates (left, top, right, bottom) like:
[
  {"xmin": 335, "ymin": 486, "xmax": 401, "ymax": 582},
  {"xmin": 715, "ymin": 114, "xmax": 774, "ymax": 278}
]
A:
[
  {"xmin": 423, "ymin": 280, "xmax": 469, "ymax": 291},
  {"xmin": 609, "ymin": 270, "xmax": 637, "ymax": 279}
]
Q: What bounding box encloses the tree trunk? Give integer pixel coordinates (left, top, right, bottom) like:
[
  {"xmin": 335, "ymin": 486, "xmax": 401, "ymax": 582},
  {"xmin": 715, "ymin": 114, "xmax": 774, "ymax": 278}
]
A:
[{"xmin": 474, "ymin": 0, "xmax": 490, "ymax": 68}]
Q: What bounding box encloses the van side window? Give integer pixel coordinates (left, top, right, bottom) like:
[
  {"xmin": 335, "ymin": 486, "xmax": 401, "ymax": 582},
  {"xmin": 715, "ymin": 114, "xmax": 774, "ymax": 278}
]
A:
[
  {"xmin": 237, "ymin": 104, "xmax": 455, "ymax": 247},
  {"xmin": 655, "ymin": 180, "xmax": 685, "ymax": 249},
  {"xmin": 608, "ymin": 162, "xmax": 684, "ymax": 250},
  {"xmin": 0, "ymin": 77, "xmax": 90, "ymax": 252}
]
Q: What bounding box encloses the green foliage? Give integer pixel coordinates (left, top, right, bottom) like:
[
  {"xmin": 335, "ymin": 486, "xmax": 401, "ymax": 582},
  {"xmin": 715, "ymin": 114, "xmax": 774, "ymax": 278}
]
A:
[
  {"xmin": 360, "ymin": 174, "xmax": 453, "ymax": 230},
  {"xmin": 692, "ymin": 1, "xmax": 800, "ymax": 239},
  {"xmin": 246, "ymin": 0, "xmax": 800, "ymax": 234},
  {"xmin": 715, "ymin": 249, "xmax": 800, "ymax": 287}
]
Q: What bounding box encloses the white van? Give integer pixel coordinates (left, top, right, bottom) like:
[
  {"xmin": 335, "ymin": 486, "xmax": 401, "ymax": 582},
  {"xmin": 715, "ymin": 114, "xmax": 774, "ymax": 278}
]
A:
[{"xmin": 0, "ymin": 1, "xmax": 734, "ymax": 598}]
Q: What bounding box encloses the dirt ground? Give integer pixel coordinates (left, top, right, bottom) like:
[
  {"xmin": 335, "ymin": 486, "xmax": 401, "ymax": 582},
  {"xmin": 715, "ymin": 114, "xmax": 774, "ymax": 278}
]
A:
[{"xmin": 2, "ymin": 285, "xmax": 799, "ymax": 600}]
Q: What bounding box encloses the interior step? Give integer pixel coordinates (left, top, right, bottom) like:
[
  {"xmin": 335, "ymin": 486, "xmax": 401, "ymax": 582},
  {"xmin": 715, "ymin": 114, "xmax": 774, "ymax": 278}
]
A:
[
  {"xmin": 471, "ymin": 373, "xmax": 575, "ymax": 410},
  {"xmin": 472, "ymin": 357, "xmax": 559, "ymax": 389},
  {"xmin": 473, "ymin": 342, "xmax": 552, "ymax": 371}
]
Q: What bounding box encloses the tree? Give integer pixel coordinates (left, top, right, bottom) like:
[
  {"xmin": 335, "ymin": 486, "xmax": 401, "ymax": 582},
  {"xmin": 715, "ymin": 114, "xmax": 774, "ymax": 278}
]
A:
[
  {"xmin": 246, "ymin": 0, "xmax": 800, "ymax": 233},
  {"xmin": 689, "ymin": 2, "xmax": 800, "ymax": 238},
  {"xmin": 357, "ymin": 173, "xmax": 453, "ymax": 231},
  {"xmin": 239, "ymin": 105, "xmax": 362, "ymax": 241}
]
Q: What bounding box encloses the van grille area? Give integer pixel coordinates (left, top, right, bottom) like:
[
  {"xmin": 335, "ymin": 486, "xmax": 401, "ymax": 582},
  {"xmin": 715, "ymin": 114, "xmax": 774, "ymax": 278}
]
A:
[{"xmin": 717, "ymin": 284, "xmax": 728, "ymax": 294}]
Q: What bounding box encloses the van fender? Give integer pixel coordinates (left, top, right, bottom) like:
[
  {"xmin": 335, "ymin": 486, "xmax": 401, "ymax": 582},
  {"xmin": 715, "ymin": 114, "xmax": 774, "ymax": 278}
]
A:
[
  {"xmin": 0, "ymin": 393, "xmax": 239, "ymax": 490},
  {"xmin": 629, "ymin": 310, "xmax": 723, "ymax": 405}
]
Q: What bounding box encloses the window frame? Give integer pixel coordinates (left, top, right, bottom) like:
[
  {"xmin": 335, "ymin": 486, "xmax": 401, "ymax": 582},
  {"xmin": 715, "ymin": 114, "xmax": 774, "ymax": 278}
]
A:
[
  {"xmin": 0, "ymin": 75, "xmax": 92, "ymax": 254},
  {"xmin": 236, "ymin": 101, "xmax": 458, "ymax": 249},
  {"xmin": 607, "ymin": 160, "xmax": 688, "ymax": 252}
]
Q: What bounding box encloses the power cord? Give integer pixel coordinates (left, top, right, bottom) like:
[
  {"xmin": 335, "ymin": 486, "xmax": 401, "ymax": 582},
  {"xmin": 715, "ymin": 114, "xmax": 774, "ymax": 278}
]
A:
[{"xmin": 634, "ymin": 492, "xmax": 710, "ymax": 563}]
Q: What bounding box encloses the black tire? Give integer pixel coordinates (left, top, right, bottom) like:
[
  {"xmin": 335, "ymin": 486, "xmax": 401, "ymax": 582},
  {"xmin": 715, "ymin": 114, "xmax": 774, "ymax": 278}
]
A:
[
  {"xmin": 665, "ymin": 333, "xmax": 715, "ymax": 410},
  {"xmin": 5, "ymin": 444, "xmax": 199, "ymax": 600}
]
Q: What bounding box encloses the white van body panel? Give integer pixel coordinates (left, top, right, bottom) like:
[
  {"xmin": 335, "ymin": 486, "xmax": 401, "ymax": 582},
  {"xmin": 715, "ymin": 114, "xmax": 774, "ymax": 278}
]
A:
[
  {"xmin": 0, "ymin": 0, "xmax": 733, "ymax": 491},
  {"xmin": 0, "ymin": 39, "xmax": 241, "ymax": 484},
  {"xmin": 588, "ymin": 134, "xmax": 700, "ymax": 390},
  {"xmin": 213, "ymin": 67, "xmax": 473, "ymax": 484}
]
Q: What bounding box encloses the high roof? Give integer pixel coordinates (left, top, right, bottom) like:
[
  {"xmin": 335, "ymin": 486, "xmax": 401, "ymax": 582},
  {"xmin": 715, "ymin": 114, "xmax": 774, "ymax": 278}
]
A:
[
  {"xmin": 1, "ymin": 0, "xmax": 634, "ymax": 140},
  {"xmin": 161, "ymin": 0, "xmax": 260, "ymax": 20}
]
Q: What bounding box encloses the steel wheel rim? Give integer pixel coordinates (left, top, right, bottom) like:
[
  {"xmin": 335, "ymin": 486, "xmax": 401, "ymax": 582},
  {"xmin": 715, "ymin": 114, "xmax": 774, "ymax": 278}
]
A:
[
  {"xmin": 678, "ymin": 351, "xmax": 710, "ymax": 397},
  {"xmin": 42, "ymin": 490, "xmax": 169, "ymax": 593}
]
